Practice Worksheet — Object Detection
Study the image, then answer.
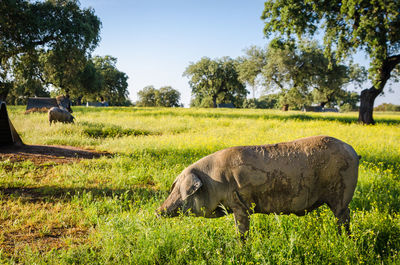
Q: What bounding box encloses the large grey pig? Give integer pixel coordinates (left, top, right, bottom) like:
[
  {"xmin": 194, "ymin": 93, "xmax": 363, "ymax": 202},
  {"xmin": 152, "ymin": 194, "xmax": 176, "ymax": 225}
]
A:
[
  {"xmin": 157, "ymin": 136, "xmax": 360, "ymax": 236},
  {"xmin": 48, "ymin": 107, "xmax": 75, "ymax": 125}
]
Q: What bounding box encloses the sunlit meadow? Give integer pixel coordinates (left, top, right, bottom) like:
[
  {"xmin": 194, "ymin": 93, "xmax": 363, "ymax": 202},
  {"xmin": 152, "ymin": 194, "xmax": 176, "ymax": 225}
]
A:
[{"xmin": 1, "ymin": 106, "xmax": 400, "ymax": 264}]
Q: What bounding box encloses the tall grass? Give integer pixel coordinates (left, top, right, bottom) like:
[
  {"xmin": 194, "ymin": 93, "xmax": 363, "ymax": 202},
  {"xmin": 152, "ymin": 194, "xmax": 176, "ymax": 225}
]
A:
[{"xmin": 2, "ymin": 106, "xmax": 400, "ymax": 264}]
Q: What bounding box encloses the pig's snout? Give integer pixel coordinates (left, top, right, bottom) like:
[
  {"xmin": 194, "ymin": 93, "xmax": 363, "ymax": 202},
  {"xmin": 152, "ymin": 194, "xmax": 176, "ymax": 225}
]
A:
[
  {"xmin": 156, "ymin": 197, "xmax": 183, "ymax": 218},
  {"xmin": 155, "ymin": 207, "xmax": 168, "ymax": 218}
]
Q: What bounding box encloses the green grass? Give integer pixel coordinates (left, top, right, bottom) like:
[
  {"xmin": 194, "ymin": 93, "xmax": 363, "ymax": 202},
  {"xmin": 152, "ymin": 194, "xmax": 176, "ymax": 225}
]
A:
[{"xmin": 1, "ymin": 106, "xmax": 400, "ymax": 264}]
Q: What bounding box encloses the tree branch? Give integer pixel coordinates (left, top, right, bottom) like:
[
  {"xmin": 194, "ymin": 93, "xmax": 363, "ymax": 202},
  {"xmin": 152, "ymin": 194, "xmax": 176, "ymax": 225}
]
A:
[{"xmin": 271, "ymin": 76, "xmax": 284, "ymax": 90}]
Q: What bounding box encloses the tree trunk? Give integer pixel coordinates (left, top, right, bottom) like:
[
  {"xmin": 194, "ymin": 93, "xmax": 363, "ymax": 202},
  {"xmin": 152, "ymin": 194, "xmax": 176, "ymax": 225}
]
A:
[
  {"xmin": 358, "ymin": 54, "xmax": 400, "ymax": 125},
  {"xmin": 76, "ymin": 96, "xmax": 82, "ymax": 106},
  {"xmin": 0, "ymin": 82, "xmax": 12, "ymax": 102},
  {"xmin": 320, "ymin": 102, "xmax": 327, "ymax": 108},
  {"xmin": 0, "ymin": 87, "xmax": 9, "ymax": 102},
  {"xmin": 358, "ymin": 87, "xmax": 382, "ymax": 125},
  {"xmin": 212, "ymin": 95, "xmax": 217, "ymax": 108}
]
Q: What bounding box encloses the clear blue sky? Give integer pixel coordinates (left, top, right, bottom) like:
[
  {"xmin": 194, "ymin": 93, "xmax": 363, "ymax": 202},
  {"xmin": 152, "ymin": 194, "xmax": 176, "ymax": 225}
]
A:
[{"xmin": 80, "ymin": 0, "xmax": 399, "ymax": 107}]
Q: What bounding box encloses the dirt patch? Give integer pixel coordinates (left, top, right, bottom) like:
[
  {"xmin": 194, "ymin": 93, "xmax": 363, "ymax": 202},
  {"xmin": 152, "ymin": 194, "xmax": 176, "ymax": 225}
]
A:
[
  {"xmin": 24, "ymin": 107, "xmax": 50, "ymax": 114},
  {"xmin": 0, "ymin": 144, "xmax": 110, "ymax": 165},
  {"xmin": 1, "ymin": 226, "xmax": 89, "ymax": 257},
  {"xmin": 0, "ymin": 192, "xmax": 94, "ymax": 258}
]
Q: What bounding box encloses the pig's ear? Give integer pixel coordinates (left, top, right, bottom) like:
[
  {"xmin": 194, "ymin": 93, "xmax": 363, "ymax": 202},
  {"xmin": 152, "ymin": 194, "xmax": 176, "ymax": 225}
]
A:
[
  {"xmin": 181, "ymin": 173, "xmax": 203, "ymax": 200},
  {"xmin": 169, "ymin": 177, "xmax": 179, "ymax": 192}
]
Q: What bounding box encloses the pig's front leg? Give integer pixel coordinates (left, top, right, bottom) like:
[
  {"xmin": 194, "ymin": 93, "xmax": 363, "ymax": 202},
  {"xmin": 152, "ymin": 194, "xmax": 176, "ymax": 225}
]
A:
[{"xmin": 231, "ymin": 191, "xmax": 250, "ymax": 238}]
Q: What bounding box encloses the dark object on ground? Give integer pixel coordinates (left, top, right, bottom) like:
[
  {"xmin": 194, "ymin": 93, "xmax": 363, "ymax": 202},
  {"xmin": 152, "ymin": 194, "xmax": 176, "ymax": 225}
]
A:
[
  {"xmin": 303, "ymin": 106, "xmax": 339, "ymax": 112},
  {"xmin": 217, "ymin": 103, "xmax": 235, "ymax": 108},
  {"xmin": 26, "ymin": 97, "xmax": 58, "ymax": 112},
  {"xmin": 322, "ymin": 108, "xmax": 339, "ymax": 112},
  {"xmin": 26, "ymin": 96, "xmax": 73, "ymax": 113},
  {"xmin": 157, "ymin": 136, "xmax": 360, "ymax": 237},
  {"xmin": 303, "ymin": 106, "xmax": 323, "ymax": 112},
  {"xmin": 0, "ymin": 101, "xmax": 23, "ymax": 146},
  {"xmin": 86, "ymin": 101, "xmax": 109, "ymax": 107}
]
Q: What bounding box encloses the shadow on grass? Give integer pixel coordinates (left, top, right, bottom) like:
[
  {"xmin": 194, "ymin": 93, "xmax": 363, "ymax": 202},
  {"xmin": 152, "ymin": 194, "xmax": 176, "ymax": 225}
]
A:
[
  {"xmin": 0, "ymin": 144, "xmax": 112, "ymax": 165},
  {"xmin": 0, "ymin": 185, "xmax": 165, "ymax": 205},
  {"xmin": 130, "ymin": 110, "xmax": 400, "ymax": 125},
  {"xmin": 0, "ymin": 144, "xmax": 110, "ymax": 158}
]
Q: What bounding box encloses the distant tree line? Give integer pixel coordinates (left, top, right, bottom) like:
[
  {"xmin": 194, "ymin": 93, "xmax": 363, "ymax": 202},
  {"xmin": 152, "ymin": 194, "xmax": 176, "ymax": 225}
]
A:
[
  {"xmin": 0, "ymin": 0, "xmax": 130, "ymax": 106},
  {"xmin": 374, "ymin": 103, "xmax": 400, "ymax": 112},
  {"xmin": 184, "ymin": 39, "xmax": 365, "ymax": 111}
]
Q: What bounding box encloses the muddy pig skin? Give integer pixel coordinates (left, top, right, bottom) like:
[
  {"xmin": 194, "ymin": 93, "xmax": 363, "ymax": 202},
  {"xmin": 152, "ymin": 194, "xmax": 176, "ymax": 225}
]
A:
[{"xmin": 157, "ymin": 136, "xmax": 360, "ymax": 235}]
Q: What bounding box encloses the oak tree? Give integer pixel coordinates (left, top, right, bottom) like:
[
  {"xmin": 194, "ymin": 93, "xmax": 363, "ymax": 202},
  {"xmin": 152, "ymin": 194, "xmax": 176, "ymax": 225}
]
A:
[
  {"xmin": 262, "ymin": 39, "xmax": 366, "ymax": 109},
  {"xmin": 136, "ymin": 86, "xmax": 181, "ymax": 107},
  {"xmin": 0, "ymin": 0, "xmax": 101, "ymax": 101},
  {"xmin": 262, "ymin": 0, "xmax": 400, "ymax": 124},
  {"xmin": 184, "ymin": 57, "xmax": 248, "ymax": 108},
  {"xmin": 92, "ymin": 56, "xmax": 129, "ymax": 106}
]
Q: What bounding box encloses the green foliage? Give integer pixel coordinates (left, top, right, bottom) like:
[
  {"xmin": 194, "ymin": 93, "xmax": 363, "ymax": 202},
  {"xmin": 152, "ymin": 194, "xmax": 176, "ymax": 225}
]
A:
[
  {"xmin": 3, "ymin": 106, "xmax": 400, "ymax": 263},
  {"xmin": 184, "ymin": 57, "xmax": 248, "ymax": 108},
  {"xmin": 262, "ymin": 39, "xmax": 366, "ymax": 109},
  {"xmin": 261, "ymin": 0, "xmax": 400, "ymax": 123},
  {"xmin": 79, "ymin": 59, "xmax": 103, "ymax": 98},
  {"xmin": 40, "ymin": 47, "xmax": 88, "ymax": 95},
  {"xmin": 280, "ymin": 87, "xmax": 311, "ymax": 110},
  {"xmin": 156, "ymin": 86, "xmax": 181, "ymax": 107},
  {"xmin": 262, "ymin": 0, "xmax": 400, "ymax": 76},
  {"xmin": 237, "ymin": 46, "xmax": 267, "ymax": 99},
  {"xmin": 136, "ymin": 86, "xmax": 181, "ymax": 107},
  {"xmin": 136, "ymin": 86, "xmax": 157, "ymax": 107},
  {"xmin": 0, "ymin": 0, "xmax": 101, "ymax": 58},
  {"xmin": 0, "ymin": 0, "xmax": 101, "ymax": 101},
  {"xmin": 4, "ymin": 51, "xmax": 50, "ymax": 104},
  {"xmin": 90, "ymin": 56, "xmax": 129, "ymax": 106},
  {"xmin": 242, "ymin": 94, "xmax": 280, "ymax": 109},
  {"xmin": 339, "ymin": 91, "xmax": 360, "ymax": 112},
  {"xmin": 80, "ymin": 122, "xmax": 152, "ymax": 138}
]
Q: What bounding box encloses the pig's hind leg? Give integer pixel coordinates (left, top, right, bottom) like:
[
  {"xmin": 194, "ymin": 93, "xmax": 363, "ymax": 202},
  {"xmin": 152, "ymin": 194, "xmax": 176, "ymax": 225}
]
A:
[{"xmin": 326, "ymin": 194, "xmax": 352, "ymax": 234}]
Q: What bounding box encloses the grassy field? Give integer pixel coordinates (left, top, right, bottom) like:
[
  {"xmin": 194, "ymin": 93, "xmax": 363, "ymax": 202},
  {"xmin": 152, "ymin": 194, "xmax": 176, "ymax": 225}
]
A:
[{"xmin": 1, "ymin": 106, "xmax": 400, "ymax": 264}]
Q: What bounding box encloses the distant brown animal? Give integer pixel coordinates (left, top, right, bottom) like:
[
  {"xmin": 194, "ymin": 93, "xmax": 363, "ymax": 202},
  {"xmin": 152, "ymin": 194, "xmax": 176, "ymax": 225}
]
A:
[
  {"xmin": 56, "ymin": 95, "xmax": 73, "ymax": 113},
  {"xmin": 48, "ymin": 107, "xmax": 75, "ymax": 125},
  {"xmin": 157, "ymin": 136, "xmax": 360, "ymax": 236}
]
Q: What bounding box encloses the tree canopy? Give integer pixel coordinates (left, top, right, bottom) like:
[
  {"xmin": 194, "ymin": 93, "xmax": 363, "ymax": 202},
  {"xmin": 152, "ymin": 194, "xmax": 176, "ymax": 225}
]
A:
[
  {"xmin": 136, "ymin": 86, "xmax": 181, "ymax": 107},
  {"xmin": 262, "ymin": 0, "xmax": 400, "ymax": 123},
  {"xmin": 0, "ymin": 0, "xmax": 100, "ymax": 59},
  {"xmin": 91, "ymin": 56, "xmax": 129, "ymax": 106},
  {"xmin": 137, "ymin": 86, "xmax": 158, "ymax": 107},
  {"xmin": 237, "ymin": 46, "xmax": 267, "ymax": 99},
  {"xmin": 156, "ymin": 86, "xmax": 181, "ymax": 107},
  {"xmin": 184, "ymin": 57, "xmax": 248, "ymax": 108},
  {"xmin": 261, "ymin": 39, "xmax": 366, "ymax": 109},
  {"xmin": 0, "ymin": 0, "xmax": 101, "ymax": 102}
]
